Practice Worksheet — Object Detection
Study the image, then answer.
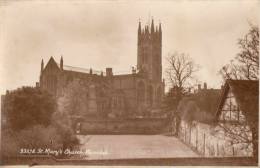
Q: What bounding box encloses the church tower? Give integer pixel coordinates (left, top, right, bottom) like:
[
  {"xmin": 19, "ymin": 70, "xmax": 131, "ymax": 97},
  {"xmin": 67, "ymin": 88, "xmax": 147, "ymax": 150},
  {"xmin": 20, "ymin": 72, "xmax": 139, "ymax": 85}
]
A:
[{"xmin": 137, "ymin": 19, "xmax": 162, "ymax": 82}]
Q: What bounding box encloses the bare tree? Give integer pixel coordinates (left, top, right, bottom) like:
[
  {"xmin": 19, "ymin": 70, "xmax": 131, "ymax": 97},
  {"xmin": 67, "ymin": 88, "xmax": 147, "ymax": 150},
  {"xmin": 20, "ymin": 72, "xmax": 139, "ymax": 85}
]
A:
[
  {"xmin": 166, "ymin": 52, "xmax": 199, "ymax": 97},
  {"xmin": 219, "ymin": 24, "xmax": 259, "ymax": 80},
  {"xmin": 215, "ymin": 122, "xmax": 254, "ymax": 156},
  {"xmin": 217, "ymin": 25, "xmax": 259, "ymax": 158},
  {"xmin": 165, "ymin": 52, "xmax": 199, "ymax": 135}
]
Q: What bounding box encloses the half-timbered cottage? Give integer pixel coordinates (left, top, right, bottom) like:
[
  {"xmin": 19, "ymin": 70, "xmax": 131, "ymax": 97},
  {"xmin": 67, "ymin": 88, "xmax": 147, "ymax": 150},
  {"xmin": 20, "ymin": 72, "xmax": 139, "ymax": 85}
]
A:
[
  {"xmin": 176, "ymin": 80, "xmax": 258, "ymax": 157},
  {"xmin": 214, "ymin": 80, "xmax": 259, "ymax": 157}
]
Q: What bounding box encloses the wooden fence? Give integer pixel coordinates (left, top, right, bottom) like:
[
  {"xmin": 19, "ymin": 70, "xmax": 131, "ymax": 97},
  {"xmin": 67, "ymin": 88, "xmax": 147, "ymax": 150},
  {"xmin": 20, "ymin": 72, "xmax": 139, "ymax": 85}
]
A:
[{"xmin": 178, "ymin": 120, "xmax": 253, "ymax": 157}]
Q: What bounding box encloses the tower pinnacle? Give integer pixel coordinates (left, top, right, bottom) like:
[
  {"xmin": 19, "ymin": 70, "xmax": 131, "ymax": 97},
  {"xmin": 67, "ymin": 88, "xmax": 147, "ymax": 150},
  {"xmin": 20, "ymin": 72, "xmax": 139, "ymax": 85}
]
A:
[
  {"xmin": 138, "ymin": 21, "xmax": 141, "ymax": 34},
  {"xmin": 151, "ymin": 18, "xmax": 154, "ymax": 33},
  {"xmin": 41, "ymin": 59, "xmax": 44, "ymax": 73},
  {"xmin": 60, "ymin": 56, "xmax": 63, "ymax": 70}
]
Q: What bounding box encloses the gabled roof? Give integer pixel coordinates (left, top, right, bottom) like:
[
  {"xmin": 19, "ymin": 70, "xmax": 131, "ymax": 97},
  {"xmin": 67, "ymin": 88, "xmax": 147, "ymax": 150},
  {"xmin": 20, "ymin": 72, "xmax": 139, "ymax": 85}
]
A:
[
  {"xmin": 215, "ymin": 80, "xmax": 259, "ymax": 123},
  {"xmin": 43, "ymin": 57, "xmax": 60, "ymax": 72}
]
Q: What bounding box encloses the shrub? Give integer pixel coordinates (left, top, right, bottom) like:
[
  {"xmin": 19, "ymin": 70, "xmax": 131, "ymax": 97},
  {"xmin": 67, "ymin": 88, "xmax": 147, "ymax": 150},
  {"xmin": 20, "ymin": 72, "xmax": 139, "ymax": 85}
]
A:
[
  {"xmin": 1, "ymin": 125, "xmax": 63, "ymax": 158},
  {"xmin": 4, "ymin": 87, "xmax": 56, "ymax": 131}
]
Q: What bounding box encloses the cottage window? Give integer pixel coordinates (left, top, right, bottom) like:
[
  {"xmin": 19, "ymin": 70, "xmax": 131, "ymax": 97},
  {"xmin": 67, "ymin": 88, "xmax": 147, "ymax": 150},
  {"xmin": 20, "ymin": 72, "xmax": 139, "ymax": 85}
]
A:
[
  {"xmin": 230, "ymin": 111, "xmax": 238, "ymax": 121},
  {"xmin": 239, "ymin": 110, "xmax": 246, "ymax": 122},
  {"xmin": 224, "ymin": 110, "xmax": 230, "ymax": 121},
  {"xmin": 219, "ymin": 89, "xmax": 248, "ymax": 124},
  {"xmin": 219, "ymin": 90, "xmax": 242, "ymax": 122},
  {"xmin": 220, "ymin": 112, "xmax": 225, "ymax": 121}
]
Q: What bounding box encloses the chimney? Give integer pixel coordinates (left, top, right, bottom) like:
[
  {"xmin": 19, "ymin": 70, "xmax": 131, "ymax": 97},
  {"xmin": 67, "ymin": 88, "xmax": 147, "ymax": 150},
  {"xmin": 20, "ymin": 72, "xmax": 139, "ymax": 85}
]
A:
[
  {"xmin": 106, "ymin": 68, "xmax": 113, "ymax": 77},
  {"xmin": 203, "ymin": 82, "xmax": 207, "ymax": 90},
  {"xmin": 36, "ymin": 82, "xmax": 39, "ymax": 87},
  {"xmin": 60, "ymin": 56, "xmax": 63, "ymax": 70},
  {"xmin": 132, "ymin": 67, "xmax": 136, "ymax": 74},
  {"xmin": 198, "ymin": 84, "xmax": 201, "ymax": 90}
]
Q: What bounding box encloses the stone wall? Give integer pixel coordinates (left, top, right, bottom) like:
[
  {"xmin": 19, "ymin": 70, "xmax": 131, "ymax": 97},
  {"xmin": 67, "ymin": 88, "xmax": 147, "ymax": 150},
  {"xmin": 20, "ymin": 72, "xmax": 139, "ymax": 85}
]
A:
[{"xmin": 2, "ymin": 155, "xmax": 257, "ymax": 166}]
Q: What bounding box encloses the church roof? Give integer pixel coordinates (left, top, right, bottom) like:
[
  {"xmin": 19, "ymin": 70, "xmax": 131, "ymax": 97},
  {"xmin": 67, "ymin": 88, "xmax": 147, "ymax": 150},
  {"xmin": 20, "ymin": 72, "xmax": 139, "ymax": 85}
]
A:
[
  {"xmin": 43, "ymin": 57, "xmax": 136, "ymax": 77},
  {"xmin": 63, "ymin": 65, "xmax": 103, "ymax": 75},
  {"xmin": 63, "ymin": 65, "xmax": 90, "ymax": 73}
]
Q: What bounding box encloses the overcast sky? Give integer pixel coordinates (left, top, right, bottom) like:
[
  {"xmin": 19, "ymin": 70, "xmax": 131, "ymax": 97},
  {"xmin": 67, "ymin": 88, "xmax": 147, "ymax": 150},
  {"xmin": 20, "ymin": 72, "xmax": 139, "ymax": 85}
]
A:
[{"xmin": 0, "ymin": 0, "xmax": 259, "ymax": 94}]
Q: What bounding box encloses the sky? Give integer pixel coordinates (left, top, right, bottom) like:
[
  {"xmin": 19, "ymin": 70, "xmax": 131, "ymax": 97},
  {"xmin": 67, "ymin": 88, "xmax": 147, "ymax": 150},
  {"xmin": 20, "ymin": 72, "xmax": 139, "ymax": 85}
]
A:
[{"xmin": 0, "ymin": 0, "xmax": 259, "ymax": 94}]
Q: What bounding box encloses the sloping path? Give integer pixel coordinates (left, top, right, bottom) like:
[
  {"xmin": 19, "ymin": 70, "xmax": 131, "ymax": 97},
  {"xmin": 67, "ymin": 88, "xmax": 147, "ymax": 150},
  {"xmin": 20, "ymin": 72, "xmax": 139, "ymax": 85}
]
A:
[{"xmin": 77, "ymin": 135, "xmax": 199, "ymax": 160}]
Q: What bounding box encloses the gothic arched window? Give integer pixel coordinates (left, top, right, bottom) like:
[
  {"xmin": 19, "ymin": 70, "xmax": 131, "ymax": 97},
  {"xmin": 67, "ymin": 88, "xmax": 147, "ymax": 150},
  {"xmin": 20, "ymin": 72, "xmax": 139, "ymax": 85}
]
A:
[
  {"xmin": 137, "ymin": 81, "xmax": 145, "ymax": 104},
  {"xmin": 156, "ymin": 86, "xmax": 162, "ymax": 105},
  {"xmin": 147, "ymin": 85, "xmax": 153, "ymax": 106}
]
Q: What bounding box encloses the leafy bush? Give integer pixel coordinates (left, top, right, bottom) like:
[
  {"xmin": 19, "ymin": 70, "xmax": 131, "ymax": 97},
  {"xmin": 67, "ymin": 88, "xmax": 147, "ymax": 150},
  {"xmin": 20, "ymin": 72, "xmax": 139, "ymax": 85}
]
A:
[
  {"xmin": 1, "ymin": 125, "xmax": 62, "ymax": 157},
  {"xmin": 51, "ymin": 110, "xmax": 79, "ymax": 150},
  {"xmin": 2, "ymin": 86, "xmax": 79, "ymax": 158},
  {"xmin": 4, "ymin": 87, "xmax": 56, "ymax": 130}
]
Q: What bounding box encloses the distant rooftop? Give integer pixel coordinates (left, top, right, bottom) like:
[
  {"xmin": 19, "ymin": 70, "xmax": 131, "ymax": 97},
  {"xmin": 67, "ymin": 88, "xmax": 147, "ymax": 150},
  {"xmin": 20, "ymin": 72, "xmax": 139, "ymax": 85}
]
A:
[{"xmin": 177, "ymin": 88, "xmax": 221, "ymax": 124}]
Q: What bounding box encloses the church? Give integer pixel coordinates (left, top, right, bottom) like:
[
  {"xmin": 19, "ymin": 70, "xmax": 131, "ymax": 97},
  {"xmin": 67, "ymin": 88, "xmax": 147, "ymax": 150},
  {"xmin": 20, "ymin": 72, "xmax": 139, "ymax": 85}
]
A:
[{"xmin": 39, "ymin": 19, "xmax": 165, "ymax": 119}]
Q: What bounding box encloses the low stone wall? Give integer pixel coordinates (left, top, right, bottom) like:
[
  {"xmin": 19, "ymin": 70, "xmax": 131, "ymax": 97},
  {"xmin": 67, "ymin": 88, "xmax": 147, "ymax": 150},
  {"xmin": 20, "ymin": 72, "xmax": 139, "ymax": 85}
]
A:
[
  {"xmin": 2, "ymin": 155, "xmax": 258, "ymax": 166},
  {"xmin": 79, "ymin": 118, "xmax": 168, "ymax": 134}
]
